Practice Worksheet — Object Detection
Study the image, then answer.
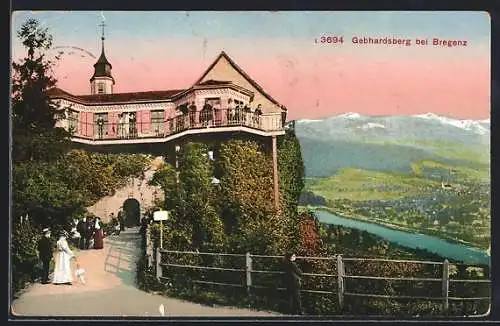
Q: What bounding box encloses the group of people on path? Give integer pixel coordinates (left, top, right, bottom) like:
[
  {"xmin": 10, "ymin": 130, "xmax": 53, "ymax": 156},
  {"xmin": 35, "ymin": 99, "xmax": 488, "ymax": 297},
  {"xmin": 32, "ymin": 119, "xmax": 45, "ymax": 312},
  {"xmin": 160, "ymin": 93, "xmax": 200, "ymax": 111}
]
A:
[
  {"xmin": 76, "ymin": 216, "xmax": 104, "ymax": 250},
  {"xmin": 37, "ymin": 228, "xmax": 77, "ymax": 285},
  {"xmin": 109, "ymin": 212, "xmax": 125, "ymax": 235},
  {"xmin": 36, "ymin": 216, "xmax": 108, "ymax": 286},
  {"xmin": 37, "ymin": 210, "xmax": 304, "ymax": 314}
]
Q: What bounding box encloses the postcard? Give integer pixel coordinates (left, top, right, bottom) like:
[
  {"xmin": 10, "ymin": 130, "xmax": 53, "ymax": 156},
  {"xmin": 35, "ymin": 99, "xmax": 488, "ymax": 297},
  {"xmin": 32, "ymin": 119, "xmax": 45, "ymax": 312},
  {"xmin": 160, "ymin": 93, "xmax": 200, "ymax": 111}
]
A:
[{"xmin": 10, "ymin": 11, "xmax": 490, "ymax": 318}]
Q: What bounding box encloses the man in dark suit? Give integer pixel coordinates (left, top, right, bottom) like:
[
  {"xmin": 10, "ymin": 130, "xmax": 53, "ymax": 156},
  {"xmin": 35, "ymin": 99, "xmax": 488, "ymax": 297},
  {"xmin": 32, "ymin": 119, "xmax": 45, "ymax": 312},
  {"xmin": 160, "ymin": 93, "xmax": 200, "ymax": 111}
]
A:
[
  {"xmin": 76, "ymin": 217, "xmax": 91, "ymax": 249},
  {"xmin": 284, "ymin": 253, "xmax": 304, "ymax": 315},
  {"xmin": 37, "ymin": 228, "xmax": 53, "ymax": 284}
]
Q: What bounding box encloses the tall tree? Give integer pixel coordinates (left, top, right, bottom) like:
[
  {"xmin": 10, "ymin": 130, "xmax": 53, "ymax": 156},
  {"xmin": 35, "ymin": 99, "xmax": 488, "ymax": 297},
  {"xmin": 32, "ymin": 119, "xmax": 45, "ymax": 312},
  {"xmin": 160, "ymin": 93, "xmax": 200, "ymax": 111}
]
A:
[
  {"xmin": 177, "ymin": 143, "xmax": 225, "ymax": 252},
  {"xmin": 148, "ymin": 162, "xmax": 179, "ymax": 210},
  {"xmin": 278, "ymin": 129, "xmax": 306, "ymax": 252},
  {"xmin": 11, "ymin": 18, "xmax": 71, "ymax": 163},
  {"xmin": 217, "ymin": 140, "xmax": 289, "ymax": 254},
  {"xmin": 11, "ymin": 19, "xmax": 72, "ymax": 297}
]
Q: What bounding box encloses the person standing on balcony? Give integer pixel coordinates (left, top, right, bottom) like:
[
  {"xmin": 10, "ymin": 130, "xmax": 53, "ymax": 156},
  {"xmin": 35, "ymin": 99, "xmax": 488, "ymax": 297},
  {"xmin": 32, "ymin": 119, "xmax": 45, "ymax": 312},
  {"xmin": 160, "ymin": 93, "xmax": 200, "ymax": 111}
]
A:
[
  {"xmin": 129, "ymin": 113, "xmax": 137, "ymax": 138},
  {"xmin": 284, "ymin": 253, "xmax": 304, "ymax": 315},
  {"xmin": 118, "ymin": 114, "xmax": 124, "ymax": 138},
  {"xmin": 243, "ymin": 105, "xmax": 251, "ymax": 125},
  {"xmin": 235, "ymin": 103, "xmax": 242, "ymax": 124},
  {"xmin": 188, "ymin": 102, "xmax": 197, "ymax": 127},
  {"xmin": 227, "ymin": 98, "xmax": 235, "ymax": 123},
  {"xmin": 254, "ymin": 104, "xmax": 263, "ymax": 128},
  {"xmin": 97, "ymin": 116, "xmax": 104, "ymax": 139},
  {"xmin": 123, "ymin": 112, "xmax": 130, "ymax": 138}
]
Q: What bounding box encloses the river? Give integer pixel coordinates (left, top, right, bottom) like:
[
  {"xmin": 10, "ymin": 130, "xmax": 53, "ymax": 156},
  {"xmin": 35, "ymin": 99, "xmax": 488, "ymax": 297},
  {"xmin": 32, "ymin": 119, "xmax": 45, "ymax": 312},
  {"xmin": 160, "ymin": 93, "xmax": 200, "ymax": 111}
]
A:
[{"xmin": 314, "ymin": 210, "xmax": 490, "ymax": 266}]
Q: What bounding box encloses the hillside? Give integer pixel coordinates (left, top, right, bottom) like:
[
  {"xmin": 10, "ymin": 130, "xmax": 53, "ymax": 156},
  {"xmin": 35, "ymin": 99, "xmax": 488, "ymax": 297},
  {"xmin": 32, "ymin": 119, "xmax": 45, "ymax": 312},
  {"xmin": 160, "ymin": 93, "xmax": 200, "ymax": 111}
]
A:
[
  {"xmin": 295, "ymin": 113, "xmax": 489, "ymax": 178},
  {"xmin": 295, "ymin": 112, "xmax": 490, "ymax": 250}
]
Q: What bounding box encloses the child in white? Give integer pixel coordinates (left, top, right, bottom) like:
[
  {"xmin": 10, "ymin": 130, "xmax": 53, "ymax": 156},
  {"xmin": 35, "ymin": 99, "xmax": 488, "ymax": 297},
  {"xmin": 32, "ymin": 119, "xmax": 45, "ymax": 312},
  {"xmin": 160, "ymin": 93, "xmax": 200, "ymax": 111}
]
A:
[{"xmin": 74, "ymin": 263, "xmax": 86, "ymax": 285}]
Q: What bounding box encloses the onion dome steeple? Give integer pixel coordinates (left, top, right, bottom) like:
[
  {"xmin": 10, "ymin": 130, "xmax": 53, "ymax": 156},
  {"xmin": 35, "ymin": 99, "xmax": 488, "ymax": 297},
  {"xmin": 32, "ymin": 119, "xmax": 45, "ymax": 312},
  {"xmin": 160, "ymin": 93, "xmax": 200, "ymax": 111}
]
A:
[{"xmin": 90, "ymin": 21, "xmax": 115, "ymax": 94}]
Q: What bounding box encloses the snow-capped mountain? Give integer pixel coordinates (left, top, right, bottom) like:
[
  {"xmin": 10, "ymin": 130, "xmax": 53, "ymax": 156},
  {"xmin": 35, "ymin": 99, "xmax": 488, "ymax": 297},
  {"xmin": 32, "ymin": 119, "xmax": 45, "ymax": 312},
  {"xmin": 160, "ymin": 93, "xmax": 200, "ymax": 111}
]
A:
[
  {"xmin": 294, "ymin": 112, "xmax": 490, "ymax": 177},
  {"xmin": 412, "ymin": 112, "xmax": 489, "ymax": 135},
  {"xmin": 295, "ymin": 112, "xmax": 490, "ymax": 144},
  {"xmin": 359, "ymin": 122, "xmax": 386, "ymax": 130},
  {"xmin": 336, "ymin": 112, "xmax": 362, "ymax": 119}
]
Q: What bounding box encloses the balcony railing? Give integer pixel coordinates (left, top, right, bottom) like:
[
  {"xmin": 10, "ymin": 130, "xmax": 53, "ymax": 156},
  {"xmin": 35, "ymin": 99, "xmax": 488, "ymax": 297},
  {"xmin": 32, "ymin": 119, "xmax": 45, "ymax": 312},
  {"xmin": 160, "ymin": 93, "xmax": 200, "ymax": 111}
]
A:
[{"xmin": 69, "ymin": 108, "xmax": 284, "ymax": 141}]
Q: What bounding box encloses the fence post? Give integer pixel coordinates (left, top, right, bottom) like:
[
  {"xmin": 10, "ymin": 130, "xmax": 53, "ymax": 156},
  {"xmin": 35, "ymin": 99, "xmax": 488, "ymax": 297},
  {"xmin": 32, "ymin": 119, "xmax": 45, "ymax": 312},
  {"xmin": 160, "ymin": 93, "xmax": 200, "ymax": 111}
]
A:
[
  {"xmin": 146, "ymin": 227, "xmax": 153, "ymax": 268},
  {"xmin": 337, "ymin": 254, "xmax": 345, "ymax": 311},
  {"xmin": 147, "ymin": 253, "xmax": 153, "ymax": 268},
  {"xmin": 442, "ymin": 259, "xmax": 450, "ymax": 313},
  {"xmin": 246, "ymin": 252, "xmax": 252, "ymax": 294},
  {"xmin": 156, "ymin": 247, "xmax": 163, "ymax": 281}
]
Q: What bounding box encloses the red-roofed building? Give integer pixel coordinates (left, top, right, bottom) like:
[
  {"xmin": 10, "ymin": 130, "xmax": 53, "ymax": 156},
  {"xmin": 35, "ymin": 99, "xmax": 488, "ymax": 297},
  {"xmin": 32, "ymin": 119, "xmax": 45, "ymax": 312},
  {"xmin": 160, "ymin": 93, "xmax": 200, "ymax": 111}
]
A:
[{"xmin": 49, "ymin": 30, "xmax": 287, "ymax": 212}]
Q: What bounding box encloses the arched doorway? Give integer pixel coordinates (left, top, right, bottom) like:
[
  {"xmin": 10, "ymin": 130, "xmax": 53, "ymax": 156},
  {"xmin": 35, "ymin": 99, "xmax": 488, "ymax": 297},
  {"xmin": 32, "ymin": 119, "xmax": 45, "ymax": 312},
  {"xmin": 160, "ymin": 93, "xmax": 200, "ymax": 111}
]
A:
[{"xmin": 122, "ymin": 198, "xmax": 141, "ymax": 227}]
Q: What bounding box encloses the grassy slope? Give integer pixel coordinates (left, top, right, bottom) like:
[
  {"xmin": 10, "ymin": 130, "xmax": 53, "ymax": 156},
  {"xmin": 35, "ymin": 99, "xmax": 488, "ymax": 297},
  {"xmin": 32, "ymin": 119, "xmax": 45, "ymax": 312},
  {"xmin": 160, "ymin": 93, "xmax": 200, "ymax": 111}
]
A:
[
  {"xmin": 418, "ymin": 160, "xmax": 489, "ymax": 181},
  {"xmin": 307, "ymin": 167, "xmax": 438, "ymax": 200},
  {"xmin": 365, "ymin": 139, "xmax": 490, "ymax": 167},
  {"xmin": 307, "ymin": 139, "xmax": 489, "ymax": 201},
  {"xmin": 303, "ymin": 141, "xmax": 490, "ymax": 250}
]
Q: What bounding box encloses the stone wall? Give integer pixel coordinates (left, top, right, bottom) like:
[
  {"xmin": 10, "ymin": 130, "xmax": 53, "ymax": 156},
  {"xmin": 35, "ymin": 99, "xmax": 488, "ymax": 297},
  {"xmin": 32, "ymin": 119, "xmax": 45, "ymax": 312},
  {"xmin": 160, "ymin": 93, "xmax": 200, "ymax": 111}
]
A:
[{"xmin": 86, "ymin": 157, "xmax": 165, "ymax": 222}]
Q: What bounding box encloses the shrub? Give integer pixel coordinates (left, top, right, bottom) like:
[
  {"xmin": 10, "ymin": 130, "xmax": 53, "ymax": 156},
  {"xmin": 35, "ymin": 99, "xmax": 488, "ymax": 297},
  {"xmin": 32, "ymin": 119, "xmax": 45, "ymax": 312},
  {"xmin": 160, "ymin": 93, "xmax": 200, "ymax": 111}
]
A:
[{"xmin": 11, "ymin": 220, "xmax": 42, "ymax": 298}]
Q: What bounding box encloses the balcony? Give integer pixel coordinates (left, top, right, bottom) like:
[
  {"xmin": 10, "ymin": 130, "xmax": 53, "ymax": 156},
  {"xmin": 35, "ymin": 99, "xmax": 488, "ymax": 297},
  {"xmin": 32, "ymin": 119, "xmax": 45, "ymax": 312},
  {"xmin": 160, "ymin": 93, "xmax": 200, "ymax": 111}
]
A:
[{"xmin": 70, "ymin": 108, "xmax": 285, "ymax": 145}]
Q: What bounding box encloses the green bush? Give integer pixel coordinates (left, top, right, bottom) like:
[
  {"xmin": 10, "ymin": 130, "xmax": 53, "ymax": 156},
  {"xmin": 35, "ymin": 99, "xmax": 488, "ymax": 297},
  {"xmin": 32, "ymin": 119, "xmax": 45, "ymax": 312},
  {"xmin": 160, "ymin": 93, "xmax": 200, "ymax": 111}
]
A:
[
  {"xmin": 11, "ymin": 220, "xmax": 42, "ymax": 297},
  {"xmin": 135, "ymin": 220, "xmax": 164, "ymax": 292},
  {"xmin": 135, "ymin": 255, "xmax": 164, "ymax": 292}
]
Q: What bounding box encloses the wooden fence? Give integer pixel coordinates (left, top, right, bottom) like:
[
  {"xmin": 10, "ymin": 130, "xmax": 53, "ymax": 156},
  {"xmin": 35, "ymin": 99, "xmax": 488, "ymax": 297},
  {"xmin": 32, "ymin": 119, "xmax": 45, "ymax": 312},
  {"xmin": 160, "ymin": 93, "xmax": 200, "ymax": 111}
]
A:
[{"xmin": 149, "ymin": 247, "xmax": 491, "ymax": 316}]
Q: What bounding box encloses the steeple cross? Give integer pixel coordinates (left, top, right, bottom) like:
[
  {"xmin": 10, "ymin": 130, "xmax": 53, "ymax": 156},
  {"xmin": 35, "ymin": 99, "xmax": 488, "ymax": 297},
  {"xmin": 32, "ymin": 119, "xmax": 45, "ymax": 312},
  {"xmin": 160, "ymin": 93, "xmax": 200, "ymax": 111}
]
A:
[{"xmin": 99, "ymin": 21, "xmax": 107, "ymax": 40}]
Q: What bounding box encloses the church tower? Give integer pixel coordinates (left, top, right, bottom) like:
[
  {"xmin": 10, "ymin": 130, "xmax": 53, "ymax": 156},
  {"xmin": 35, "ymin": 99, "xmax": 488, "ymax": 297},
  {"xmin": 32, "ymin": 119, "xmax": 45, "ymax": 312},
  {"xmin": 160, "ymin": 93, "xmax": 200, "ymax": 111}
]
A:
[{"xmin": 90, "ymin": 21, "xmax": 115, "ymax": 94}]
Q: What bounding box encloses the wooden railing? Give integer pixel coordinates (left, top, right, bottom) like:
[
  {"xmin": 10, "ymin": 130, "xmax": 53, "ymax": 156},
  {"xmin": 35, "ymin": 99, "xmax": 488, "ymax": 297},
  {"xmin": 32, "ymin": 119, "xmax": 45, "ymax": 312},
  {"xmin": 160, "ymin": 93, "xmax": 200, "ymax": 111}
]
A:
[
  {"xmin": 150, "ymin": 248, "xmax": 491, "ymax": 316},
  {"xmin": 66, "ymin": 108, "xmax": 283, "ymax": 141}
]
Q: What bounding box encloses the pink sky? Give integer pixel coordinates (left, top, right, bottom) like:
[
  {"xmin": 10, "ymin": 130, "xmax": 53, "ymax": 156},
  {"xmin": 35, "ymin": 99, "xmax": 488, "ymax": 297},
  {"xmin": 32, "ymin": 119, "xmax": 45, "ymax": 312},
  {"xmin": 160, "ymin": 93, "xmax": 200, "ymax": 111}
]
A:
[
  {"xmin": 12, "ymin": 12, "xmax": 490, "ymax": 121},
  {"xmin": 51, "ymin": 47, "xmax": 490, "ymax": 121}
]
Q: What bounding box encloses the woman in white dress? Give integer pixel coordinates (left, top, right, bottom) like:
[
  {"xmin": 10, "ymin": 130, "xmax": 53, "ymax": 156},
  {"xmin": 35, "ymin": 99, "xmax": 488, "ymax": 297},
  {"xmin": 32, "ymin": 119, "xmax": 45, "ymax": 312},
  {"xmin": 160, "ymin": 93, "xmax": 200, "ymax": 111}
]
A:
[{"xmin": 52, "ymin": 231, "xmax": 76, "ymax": 285}]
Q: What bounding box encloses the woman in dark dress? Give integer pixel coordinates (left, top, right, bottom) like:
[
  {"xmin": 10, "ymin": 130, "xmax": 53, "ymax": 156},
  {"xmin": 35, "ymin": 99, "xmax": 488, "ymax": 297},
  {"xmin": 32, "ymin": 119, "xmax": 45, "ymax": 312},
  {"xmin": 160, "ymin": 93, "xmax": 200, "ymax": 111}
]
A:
[{"xmin": 93, "ymin": 217, "xmax": 104, "ymax": 249}]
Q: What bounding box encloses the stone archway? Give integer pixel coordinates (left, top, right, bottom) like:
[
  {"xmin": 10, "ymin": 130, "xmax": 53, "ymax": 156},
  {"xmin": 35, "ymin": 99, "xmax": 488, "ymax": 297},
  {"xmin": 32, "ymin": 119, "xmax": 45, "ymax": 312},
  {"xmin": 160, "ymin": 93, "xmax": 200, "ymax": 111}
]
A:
[{"xmin": 122, "ymin": 198, "xmax": 141, "ymax": 227}]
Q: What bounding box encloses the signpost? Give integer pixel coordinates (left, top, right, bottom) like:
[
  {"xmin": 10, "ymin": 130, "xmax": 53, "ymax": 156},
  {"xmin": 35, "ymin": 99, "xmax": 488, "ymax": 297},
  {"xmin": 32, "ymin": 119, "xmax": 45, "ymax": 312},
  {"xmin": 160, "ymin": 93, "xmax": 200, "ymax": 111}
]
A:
[{"xmin": 153, "ymin": 210, "xmax": 169, "ymax": 249}]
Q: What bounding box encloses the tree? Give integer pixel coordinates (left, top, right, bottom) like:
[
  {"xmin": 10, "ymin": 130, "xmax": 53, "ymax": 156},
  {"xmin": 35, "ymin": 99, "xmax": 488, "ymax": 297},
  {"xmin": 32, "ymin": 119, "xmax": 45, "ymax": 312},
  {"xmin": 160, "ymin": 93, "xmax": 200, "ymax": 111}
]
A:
[
  {"xmin": 12, "ymin": 161, "xmax": 86, "ymax": 229},
  {"xmin": 149, "ymin": 144, "xmax": 225, "ymax": 252},
  {"xmin": 217, "ymin": 140, "xmax": 288, "ymax": 254},
  {"xmin": 11, "ymin": 19, "xmax": 74, "ymax": 297},
  {"xmin": 278, "ymin": 129, "xmax": 306, "ymax": 252},
  {"xmin": 148, "ymin": 162, "xmax": 179, "ymax": 210},
  {"xmin": 11, "ymin": 18, "xmax": 71, "ymax": 163},
  {"xmin": 11, "ymin": 19, "xmax": 73, "ymax": 221},
  {"xmin": 278, "ymin": 129, "xmax": 305, "ymax": 216},
  {"xmin": 177, "ymin": 143, "xmax": 225, "ymax": 252}
]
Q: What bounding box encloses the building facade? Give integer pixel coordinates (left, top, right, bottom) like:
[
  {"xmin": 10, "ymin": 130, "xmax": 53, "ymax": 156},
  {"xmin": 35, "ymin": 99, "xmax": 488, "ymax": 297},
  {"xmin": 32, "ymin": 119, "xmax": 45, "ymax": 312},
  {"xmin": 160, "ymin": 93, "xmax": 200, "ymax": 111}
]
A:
[{"xmin": 48, "ymin": 29, "xmax": 287, "ymax": 211}]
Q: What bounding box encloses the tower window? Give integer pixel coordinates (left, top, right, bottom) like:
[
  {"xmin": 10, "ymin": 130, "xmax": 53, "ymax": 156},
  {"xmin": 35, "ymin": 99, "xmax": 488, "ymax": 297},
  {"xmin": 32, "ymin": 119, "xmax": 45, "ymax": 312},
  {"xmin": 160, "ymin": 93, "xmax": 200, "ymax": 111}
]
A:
[{"xmin": 98, "ymin": 83, "xmax": 105, "ymax": 94}]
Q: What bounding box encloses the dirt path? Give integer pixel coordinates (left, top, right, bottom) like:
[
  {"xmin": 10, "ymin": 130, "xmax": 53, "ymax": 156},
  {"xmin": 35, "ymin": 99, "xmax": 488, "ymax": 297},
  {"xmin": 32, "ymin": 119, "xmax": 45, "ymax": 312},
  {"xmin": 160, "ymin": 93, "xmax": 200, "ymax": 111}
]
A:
[{"xmin": 11, "ymin": 228, "xmax": 278, "ymax": 317}]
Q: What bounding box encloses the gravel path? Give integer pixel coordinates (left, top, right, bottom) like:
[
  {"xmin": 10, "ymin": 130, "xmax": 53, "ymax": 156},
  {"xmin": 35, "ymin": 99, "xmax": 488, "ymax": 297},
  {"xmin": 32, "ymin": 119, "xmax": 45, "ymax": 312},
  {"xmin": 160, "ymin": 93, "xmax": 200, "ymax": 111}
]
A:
[{"xmin": 11, "ymin": 228, "xmax": 278, "ymax": 317}]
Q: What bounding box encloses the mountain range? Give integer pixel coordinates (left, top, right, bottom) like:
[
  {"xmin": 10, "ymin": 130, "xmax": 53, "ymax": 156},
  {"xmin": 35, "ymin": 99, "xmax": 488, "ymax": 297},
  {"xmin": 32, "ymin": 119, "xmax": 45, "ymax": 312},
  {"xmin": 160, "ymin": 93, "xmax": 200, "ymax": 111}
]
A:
[{"xmin": 294, "ymin": 112, "xmax": 490, "ymax": 178}]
